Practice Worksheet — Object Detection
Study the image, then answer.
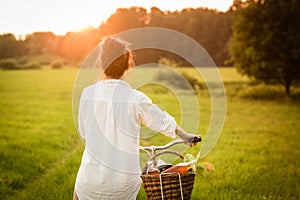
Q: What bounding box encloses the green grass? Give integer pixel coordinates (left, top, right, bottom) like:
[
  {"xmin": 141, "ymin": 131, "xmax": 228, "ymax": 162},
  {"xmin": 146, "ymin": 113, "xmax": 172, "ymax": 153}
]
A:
[
  {"xmin": 0, "ymin": 69, "xmax": 83, "ymax": 199},
  {"xmin": 0, "ymin": 67, "xmax": 299, "ymax": 199},
  {"xmin": 194, "ymin": 99, "xmax": 300, "ymax": 199}
]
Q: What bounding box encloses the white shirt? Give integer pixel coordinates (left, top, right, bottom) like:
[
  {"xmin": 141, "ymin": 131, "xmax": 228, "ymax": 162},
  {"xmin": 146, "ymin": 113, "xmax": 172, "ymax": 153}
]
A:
[{"xmin": 75, "ymin": 79, "xmax": 176, "ymax": 199}]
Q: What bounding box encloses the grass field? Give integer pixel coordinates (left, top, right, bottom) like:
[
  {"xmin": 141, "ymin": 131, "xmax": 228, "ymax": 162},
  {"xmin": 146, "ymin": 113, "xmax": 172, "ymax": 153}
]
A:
[{"xmin": 0, "ymin": 67, "xmax": 299, "ymax": 199}]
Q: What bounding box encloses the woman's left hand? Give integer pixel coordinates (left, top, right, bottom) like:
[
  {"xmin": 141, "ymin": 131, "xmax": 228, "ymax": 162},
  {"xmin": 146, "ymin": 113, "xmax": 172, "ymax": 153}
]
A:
[
  {"xmin": 183, "ymin": 134, "xmax": 201, "ymax": 147},
  {"xmin": 176, "ymin": 125, "xmax": 201, "ymax": 147}
]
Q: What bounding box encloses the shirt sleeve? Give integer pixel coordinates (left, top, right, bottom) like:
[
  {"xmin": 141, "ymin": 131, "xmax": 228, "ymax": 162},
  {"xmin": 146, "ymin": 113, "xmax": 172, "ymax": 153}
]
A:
[
  {"xmin": 137, "ymin": 92, "xmax": 177, "ymax": 138},
  {"xmin": 78, "ymin": 91, "xmax": 86, "ymax": 141}
]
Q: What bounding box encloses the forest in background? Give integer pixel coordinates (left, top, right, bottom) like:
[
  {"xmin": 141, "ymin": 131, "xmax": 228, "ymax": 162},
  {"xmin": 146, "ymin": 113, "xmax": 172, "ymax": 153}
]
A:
[{"xmin": 0, "ymin": 6, "xmax": 235, "ymax": 67}]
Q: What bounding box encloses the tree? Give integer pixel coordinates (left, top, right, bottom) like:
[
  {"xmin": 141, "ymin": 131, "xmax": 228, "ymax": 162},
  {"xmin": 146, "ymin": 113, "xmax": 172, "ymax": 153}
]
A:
[
  {"xmin": 24, "ymin": 32, "xmax": 57, "ymax": 55},
  {"xmin": 0, "ymin": 7, "xmax": 234, "ymax": 66},
  {"xmin": 0, "ymin": 34, "xmax": 22, "ymax": 58},
  {"xmin": 229, "ymin": 0, "xmax": 300, "ymax": 96}
]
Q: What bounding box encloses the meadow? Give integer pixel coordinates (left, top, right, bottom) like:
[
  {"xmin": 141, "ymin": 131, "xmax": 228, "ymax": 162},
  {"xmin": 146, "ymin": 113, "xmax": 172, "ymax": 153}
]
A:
[{"xmin": 0, "ymin": 67, "xmax": 299, "ymax": 199}]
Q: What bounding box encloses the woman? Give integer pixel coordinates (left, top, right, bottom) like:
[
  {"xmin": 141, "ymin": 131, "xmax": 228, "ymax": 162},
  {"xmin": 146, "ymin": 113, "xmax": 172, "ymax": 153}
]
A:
[{"xmin": 73, "ymin": 36, "xmax": 200, "ymax": 200}]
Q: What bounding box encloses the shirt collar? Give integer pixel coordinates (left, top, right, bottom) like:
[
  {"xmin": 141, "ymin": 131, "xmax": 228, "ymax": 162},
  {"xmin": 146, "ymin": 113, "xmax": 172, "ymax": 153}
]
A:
[{"xmin": 97, "ymin": 79, "xmax": 131, "ymax": 88}]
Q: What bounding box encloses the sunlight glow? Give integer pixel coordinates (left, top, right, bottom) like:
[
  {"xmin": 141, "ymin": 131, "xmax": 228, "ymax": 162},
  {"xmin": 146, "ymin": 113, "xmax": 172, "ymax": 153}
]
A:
[{"xmin": 0, "ymin": 0, "xmax": 233, "ymax": 36}]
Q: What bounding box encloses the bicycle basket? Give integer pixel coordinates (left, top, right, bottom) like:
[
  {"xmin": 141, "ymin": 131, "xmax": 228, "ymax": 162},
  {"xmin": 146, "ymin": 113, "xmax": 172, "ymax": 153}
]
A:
[
  {"xmin": 141, "ymin": 172, "xmax": 195, "ymax": 200},
  {"xmin": 141, "ymin": 150, "xmax": 196, "ymax": 200}
]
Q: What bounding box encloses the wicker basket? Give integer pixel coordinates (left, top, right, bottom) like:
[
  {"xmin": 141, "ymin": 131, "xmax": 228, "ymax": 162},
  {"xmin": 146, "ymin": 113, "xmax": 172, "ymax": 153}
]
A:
[
  {"xmin": 141, "ymin": 150, "xmax": 196, "ymax": 200},
  {"xmin": 141, "ymin": 172, "xmax": 195, "ymax": 200}
]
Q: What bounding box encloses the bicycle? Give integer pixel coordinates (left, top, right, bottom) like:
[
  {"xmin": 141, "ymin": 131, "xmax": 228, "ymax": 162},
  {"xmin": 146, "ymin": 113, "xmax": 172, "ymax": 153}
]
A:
[{"xmin": 139, "ymin": 136, "xmax": 201, "ymax": 200}]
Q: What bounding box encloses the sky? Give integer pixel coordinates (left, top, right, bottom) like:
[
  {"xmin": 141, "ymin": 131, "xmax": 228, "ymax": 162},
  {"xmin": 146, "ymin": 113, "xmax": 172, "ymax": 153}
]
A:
[{"xmin": 0, "ymin": 0, "xmax": 233, "ymax": 36}]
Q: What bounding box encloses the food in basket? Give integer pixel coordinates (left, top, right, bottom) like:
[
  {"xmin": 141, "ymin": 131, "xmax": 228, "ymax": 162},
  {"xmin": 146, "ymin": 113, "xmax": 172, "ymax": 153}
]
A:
[
  {"xmin": 157, "ymin": 164, "xmax": 173, "ymax": 172},
  {"xmin": 162, "ymin": 160, "xmax": 196, "ymax": 174},
  {"xmin": 142, "ymin": 164, "xmax": 161, "ymax": 175}
]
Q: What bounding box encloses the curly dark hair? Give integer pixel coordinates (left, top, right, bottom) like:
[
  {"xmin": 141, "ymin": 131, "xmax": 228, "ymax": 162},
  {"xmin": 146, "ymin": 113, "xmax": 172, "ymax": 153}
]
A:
[{"xmin": 99, "ymin": 36, "xmax": 135, "ymax": 79}]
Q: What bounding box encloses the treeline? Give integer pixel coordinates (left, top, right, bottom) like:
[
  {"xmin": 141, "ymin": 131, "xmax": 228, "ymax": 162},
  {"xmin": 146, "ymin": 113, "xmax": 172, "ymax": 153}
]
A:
[{"xmin": 0, "ymin": 6, "xmax": 235, "ymax": 67}]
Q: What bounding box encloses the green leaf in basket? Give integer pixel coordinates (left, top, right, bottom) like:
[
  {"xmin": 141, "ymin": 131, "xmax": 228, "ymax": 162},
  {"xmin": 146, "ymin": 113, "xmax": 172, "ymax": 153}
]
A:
[
  {"xmin": 184, "ymin": 154, "xmax": 195, "ymax": 162},
  {"xmin": 184, "ymin": 154, "xmax": 196, "ymax": 171}
]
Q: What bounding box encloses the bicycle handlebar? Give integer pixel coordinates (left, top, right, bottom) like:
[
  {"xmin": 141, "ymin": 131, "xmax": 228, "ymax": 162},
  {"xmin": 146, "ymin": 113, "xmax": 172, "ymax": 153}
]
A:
[
  {"xmin": 140, "ymin": 136, "xmax": 201, "ymax": 173},
  {"xmin": 139, "ymin": 135, "xmax": 201, "ymax": 155},
  {"xmin": 139, "ymin": 138, "xmax": 184, "ymax": 152}
]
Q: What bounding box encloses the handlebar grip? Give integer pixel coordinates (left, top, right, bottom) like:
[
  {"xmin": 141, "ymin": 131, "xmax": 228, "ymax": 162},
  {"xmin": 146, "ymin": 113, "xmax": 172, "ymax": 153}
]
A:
[{"xmin": 189, "ymin": 135, "xmax": 201, "ymax": 143}]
